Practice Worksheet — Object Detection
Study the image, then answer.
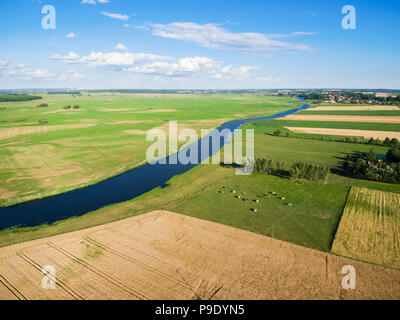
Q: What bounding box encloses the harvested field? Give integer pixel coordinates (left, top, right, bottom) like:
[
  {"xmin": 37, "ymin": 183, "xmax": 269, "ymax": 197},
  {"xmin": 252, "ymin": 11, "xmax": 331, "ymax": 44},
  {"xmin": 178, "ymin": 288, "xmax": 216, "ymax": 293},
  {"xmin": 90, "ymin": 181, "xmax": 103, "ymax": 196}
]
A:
[
  {"xmin": 0, "ymin": 124, "xmax": 96, "ymax": 141},
  {"xmin": 279, "ymin": 115, "xmax": 400, "ymax": 123},
  {"xmin": 285, "ymin": 127, "xmax": 400, "ymax": 140},
  {"xmin": 306, "ymin": 106, "xmax": 399, "ymax": 111},
  {"xmin": 332, "ymin": 187, "xmax": 400, "ymax": 269},
  {"xmin": 0, "ymin": 210, "xmax": 399, "ymax": 300},
  {"xmin": 0, "ymin": 188, "xmax": 16, "ymax": 200}
]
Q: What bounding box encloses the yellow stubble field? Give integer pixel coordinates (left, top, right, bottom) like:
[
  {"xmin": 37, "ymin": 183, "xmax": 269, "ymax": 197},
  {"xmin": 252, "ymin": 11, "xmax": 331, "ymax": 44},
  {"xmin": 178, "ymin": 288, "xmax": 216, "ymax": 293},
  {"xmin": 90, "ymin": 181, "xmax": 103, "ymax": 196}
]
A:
[{"xmin": 0, "ymin": 210, "xmax": 399, "ymax": 300}]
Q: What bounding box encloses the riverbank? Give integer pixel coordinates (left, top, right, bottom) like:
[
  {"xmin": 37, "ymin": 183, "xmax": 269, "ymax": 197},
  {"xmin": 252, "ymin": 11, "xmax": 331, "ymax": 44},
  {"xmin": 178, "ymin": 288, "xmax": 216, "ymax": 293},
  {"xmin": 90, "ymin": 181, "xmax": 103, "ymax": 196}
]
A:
[{"xmin": 1, "ymin": 94, "xmax": 296, "ymax": 209}]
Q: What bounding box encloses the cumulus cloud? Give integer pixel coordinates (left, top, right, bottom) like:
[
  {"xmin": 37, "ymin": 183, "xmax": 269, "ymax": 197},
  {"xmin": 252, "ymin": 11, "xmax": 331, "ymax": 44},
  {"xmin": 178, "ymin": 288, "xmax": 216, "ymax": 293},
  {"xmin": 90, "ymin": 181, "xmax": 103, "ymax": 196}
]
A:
[
  {"xmin": 123, "ymin": 56, "xmax": 258, "ymax": 81},
  {"xmin": 58, "ymin": 71, "xmax": 86, "ymax": 81},
  {"xmin": 148, "ymin": 22, "xmax": 314, "ymax": 52},
  {"xmin": 0, "ymin": 60, "xmax": 9, "ymax": 68},
  {"xmin": 50, "ymin": 52, "xmax": 81, "ymax": 63},
  {"xmin": 50, "ymin": 51, "xmax": 171, "ymax": 67},
  {"xmin": 6, "ymin": 65, "xmax": 85, "ymax": 82},
  {"xmin": 49, "ymin": 50, "xmax": 258, "ymax": 81},
  {"xmin": 81, "ymin": 0, "xmax": 109, "ymax": 4},
  {"xmin": 8, "ymin": 68, "xmax": 56, "ymax": 80},
  {"xmin": 115, "ymin": 43, "xmax": 128, "ymax": 51},
  {"xmin": 254, "ymin": 76, "xmax": 283, "ymax": 83},
  {"xmin": 124, "ymin": 57, "xmax": 219, "ymax": 76},
  {"xmin": 211, "ymin": 65, "xmax": 259, "ymax": 80},
  {"xmin": 101, "ymin": 11, "xmax": 130, "ymax": 21},
  {"xmin": 66, "ymin": 32, "xmax": 75, "ymax": 39}
]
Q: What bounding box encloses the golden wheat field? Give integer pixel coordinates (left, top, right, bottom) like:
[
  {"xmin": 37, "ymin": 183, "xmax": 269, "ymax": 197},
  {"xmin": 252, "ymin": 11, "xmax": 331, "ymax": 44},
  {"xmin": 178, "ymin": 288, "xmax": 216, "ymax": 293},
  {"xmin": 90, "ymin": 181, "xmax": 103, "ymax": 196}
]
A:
[
  {"xmin": 332, "ymin": 187, "xmax": 400, "ymax": 269},
  {"xmin": 284, "ymin": 127, "xmax": 400, "ymax": 140},
  {"xmin": 0, "ymin": 210, "xmax": 399, "ymax": 300}
]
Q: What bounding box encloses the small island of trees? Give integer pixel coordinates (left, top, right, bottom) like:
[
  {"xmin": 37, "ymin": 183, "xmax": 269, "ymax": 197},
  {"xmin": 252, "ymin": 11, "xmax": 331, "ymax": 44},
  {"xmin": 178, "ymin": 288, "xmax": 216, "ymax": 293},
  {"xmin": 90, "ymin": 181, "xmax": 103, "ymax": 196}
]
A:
[{"xmin": 345, "ymin": 139, "xmax": 400, "ymax": 184}]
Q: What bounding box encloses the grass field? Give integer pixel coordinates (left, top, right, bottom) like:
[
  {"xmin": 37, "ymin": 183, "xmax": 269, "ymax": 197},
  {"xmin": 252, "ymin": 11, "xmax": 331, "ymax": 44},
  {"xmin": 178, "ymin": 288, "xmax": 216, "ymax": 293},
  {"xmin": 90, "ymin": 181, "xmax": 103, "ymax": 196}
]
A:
[
  {"xmin": 1, "ymin": 93, "xmax": 399, "ymax": 273},
  {"xmin": 332, "ymin": 187, "xmax": 400, "ymax": 269},
  {"xmin": 243, "ymin": 118, "xmax": 400, "ymax": 143},
  {"xmin": 251, "ymin": 134, "xmax": 389, "ymax": 169},
  {"xmin": 0, "ymin": 93, "xmax": 294, "ymax": 206}
]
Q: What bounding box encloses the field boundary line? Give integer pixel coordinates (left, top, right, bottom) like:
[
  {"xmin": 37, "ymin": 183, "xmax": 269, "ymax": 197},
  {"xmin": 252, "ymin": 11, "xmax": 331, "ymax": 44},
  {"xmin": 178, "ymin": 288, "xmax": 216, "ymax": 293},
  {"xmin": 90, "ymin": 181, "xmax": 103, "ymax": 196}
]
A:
[
  {"xmin": 115, "ymin": 228, "xmax": 290, "ymax": 299},
  {"xmin": 0, "ymin": 271, "xmax": 27, "ymax": 300},
  {"xmin": 47, "ymin": 242, "xmax": 150, "ymax": 300},
  {"xmin": 17, "ymin": 252, "xmax": 83, "ymax": 300},
  {"xmin": 85, "ymin": 236, "xmax": 191, "ymax": 290}
]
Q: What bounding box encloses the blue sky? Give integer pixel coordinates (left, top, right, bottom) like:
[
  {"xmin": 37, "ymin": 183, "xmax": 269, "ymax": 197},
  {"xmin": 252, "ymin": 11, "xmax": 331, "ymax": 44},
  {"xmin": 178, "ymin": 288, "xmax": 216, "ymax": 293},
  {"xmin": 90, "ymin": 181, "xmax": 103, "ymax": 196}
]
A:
[{"xmin": 0, "ymin": 0, "xmax": 399, "ymax": 89}]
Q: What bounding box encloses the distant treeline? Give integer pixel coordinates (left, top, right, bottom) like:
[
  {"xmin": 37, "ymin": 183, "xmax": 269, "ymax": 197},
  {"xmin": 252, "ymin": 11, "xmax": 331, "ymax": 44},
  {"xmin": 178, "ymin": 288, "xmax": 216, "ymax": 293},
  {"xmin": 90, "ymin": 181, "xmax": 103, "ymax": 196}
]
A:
[
  {"xmin": 82, "ymin": 89, "xmax": 278, "ymax": 95},
  {"xmin": 0, "ymin": 94, "xmax": 42, "ymax": 102},
  {"xmin": 254, "ymin": 158, "xmax": 331, "ymax": 183},
  {"xmin": 49, "ymin": 91, "xmax": 81, "ymax": 95}
]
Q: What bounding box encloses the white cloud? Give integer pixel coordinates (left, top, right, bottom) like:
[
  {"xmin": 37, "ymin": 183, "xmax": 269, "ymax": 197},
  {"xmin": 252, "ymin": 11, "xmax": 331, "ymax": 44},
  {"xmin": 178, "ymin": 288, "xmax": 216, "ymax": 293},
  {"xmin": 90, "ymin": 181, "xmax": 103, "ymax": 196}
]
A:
[
  {"xmin": 123, "ymin": 56, "xmax": 258, "ymax": 81},
  {"xmin": 0, "ymin": 60, "xmax": 9, "ymax": 68},
  {"xmin": 8, "ymin": 68, "xmax": 56, "ymax": 80},
  {"xmin": 66, "ymin": 32, "xmax": 75, "ymax": 39},
  {"xmin": 101, "ymin": 11, "xmax": 130, "ymax": 21},
  {"xmin": 50, "ymin": 52, "xmax": 81, "ymax": 63},
  {"xmin": 124, "ymin": 57, "xmax": 219, "ymax": 76},
  {"xmin": 81, "ymin": 0, "xmax": 109, "ymax": 4},
  {"xmin": 149, "ymin": 22, "xmax": 314, "ymax": 52},
  {"xmin": 211, "ymin": 65, "xmax": 259, "ymax": 80},
  {"xmin": 115, "ymin": 43, "xmax": 128, "ymax": 51},
  {"xmin": 49, "ymin": 50, "xmax": 259, "ymax": 82},
  {"xmin": 254, "ymin": 76, "xmax": 283, "ymax": 83},
  {"xmin": 50, "ymin": 51, "xmax": 171, "ymax": 67},
  {"xmin": 124, "ymin": 24, "xmax": 150, "ymax": 30},
  {"xmin": 6, "ymin": 65, "xmax": 85, "ymax": 82},
  {"xmin": 266, "ymin": 31, "xmax": 316, "ymax": 39},
  {"xmin": 58, "ymin": 72, "xmax": 86, "ymax": 81},
  {"xmin": 16, "ymin": 63, "xmax": 30, "ymax": 68}
]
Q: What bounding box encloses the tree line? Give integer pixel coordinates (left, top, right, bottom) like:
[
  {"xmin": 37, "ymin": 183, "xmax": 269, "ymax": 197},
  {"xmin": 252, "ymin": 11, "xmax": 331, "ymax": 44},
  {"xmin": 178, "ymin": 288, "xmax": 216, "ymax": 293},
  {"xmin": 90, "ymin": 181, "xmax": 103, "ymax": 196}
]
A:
[
  {"xmin": 0, "ymin": 94, "xmax": 42, "ymax": 102},
  {"xmin": 254, "ymin": 158, "xmax": 331, "ymax": 183}
]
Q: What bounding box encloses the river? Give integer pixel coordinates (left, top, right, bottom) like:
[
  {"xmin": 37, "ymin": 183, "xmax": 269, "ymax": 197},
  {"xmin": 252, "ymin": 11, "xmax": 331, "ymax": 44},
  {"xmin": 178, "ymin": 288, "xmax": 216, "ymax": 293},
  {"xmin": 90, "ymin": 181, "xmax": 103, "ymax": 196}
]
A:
[{"xmin": 0, "ymin": 102, "xmax": 309, "ymax": 230}]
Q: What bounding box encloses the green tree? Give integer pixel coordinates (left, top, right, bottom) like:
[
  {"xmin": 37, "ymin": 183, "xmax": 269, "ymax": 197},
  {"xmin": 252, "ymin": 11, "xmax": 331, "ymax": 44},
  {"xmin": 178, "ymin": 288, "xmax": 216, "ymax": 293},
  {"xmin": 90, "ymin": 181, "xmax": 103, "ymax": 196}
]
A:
[{"xmin": 387, "ymin": 148, "xmax": 400, "ymax": 163}]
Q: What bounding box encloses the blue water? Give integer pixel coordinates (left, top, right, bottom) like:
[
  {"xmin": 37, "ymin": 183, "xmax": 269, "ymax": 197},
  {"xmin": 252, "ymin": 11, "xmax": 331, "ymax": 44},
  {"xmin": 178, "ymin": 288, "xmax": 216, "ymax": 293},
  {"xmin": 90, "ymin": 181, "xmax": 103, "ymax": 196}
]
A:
[{"xmin": 0, "ymin": 103, "xmax": 309, "ymax": 230}]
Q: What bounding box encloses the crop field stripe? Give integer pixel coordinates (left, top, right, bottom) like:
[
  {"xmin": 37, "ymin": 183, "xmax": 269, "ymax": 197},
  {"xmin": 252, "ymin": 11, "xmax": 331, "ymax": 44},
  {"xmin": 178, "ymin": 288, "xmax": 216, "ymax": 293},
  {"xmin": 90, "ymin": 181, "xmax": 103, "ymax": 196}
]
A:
[
  {"xmin": 332, "ymin": 187, "xmax": 400, "ymax": 269},
  {"xmin": 0, "ymin": 271, "xmax": 26, "ymax": 300},
  {"xmin": 112, "ymin": 224, "xmax": 291, "ymax": 299},
  {"xmin": 17, "ymin": 253, "xmax": 83, "ymax": 300},
  {"xmin": 84, "ymin": 237, "xmax": 190, "ymax": 289},
  {"xmin": 46, "ymin": 242, "xmax": 150, "ymax": 300}
]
